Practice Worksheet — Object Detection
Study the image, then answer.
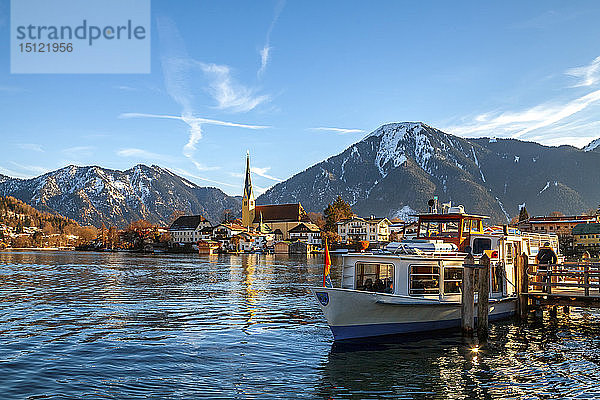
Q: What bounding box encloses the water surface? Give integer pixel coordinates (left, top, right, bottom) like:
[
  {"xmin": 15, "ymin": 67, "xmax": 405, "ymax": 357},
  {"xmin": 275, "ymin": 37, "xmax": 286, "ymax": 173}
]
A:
[{"xmin": 1, "ymin": 251, "xmax": 600, "ymax": 399}]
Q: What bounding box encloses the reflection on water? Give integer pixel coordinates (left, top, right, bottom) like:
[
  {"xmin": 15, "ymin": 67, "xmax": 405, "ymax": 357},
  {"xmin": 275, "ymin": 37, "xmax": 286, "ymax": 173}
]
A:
[{"xmin": 1, "ymin": 251, "xmax": 600, "ymax": 399}]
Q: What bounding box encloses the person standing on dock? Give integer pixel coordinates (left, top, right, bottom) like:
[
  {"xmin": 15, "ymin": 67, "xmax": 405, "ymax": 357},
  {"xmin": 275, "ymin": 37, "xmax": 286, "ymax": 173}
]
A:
[{"xmin": 537, "ymin": 242, "xmax": 557, "ymax": 293}]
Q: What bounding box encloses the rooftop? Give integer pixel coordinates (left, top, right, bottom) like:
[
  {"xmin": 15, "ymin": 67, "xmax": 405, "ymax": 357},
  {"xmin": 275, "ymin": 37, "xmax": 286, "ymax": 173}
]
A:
[
  {"xmin": 573, "ymin": 223, "xmax": 600, "ymax": 235},
  {"xmin": 253, "ymin": 203, "xmax": 309, "ymax": 223},
  {"xmin": 169, "ymin": 215, "xmax": 208, "ymax": 230}
]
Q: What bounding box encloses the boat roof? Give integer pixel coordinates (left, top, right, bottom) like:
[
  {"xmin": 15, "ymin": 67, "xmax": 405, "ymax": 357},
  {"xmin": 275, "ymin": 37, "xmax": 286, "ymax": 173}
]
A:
[{"xmin": 417, "ymin": 213, "xmax": 489, "ymax": 220}]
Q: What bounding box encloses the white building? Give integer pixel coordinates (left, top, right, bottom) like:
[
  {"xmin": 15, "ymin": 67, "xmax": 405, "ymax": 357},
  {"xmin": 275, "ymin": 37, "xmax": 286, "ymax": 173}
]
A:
[
  {"xmin": 168, "ymin": 215, "xmax": 212, "ymax": 244},
  {"xmin": 337, "ymin": 216, "xmax": 390, "ymax": 244},
  {"xmin": 288, "ymin": 222, "xmax": 322, "ymax": 245}
]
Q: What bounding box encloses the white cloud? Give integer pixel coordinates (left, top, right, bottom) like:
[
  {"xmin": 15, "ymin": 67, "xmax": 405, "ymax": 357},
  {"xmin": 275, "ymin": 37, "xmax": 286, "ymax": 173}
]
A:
[
  {"xmin": 115, "ymin": 85, "xmax": 137, "ymax": 91},
  {"xmin": 258, "ymin": 0, "xmax": 285, "ymax": 77},
  {"xmin": 120, "ymin": 113, "xmax": 268, "ymax": 145},
  {"xmin": 62, "ymin": 146, "xmax": 94, "ymax": 158},
  {"xmin": 200, "ymin": 62, "xmax": 270, "ymax": 112},
  {"xmin": 253, "ymin": 185, "xmax": 268, "ymax": 195},
  {"xmin": 311, "ymin": 127, "xmax": 365, "ymax": 134},
  {"xmin": 0, "ymin": 165, "xmax": 30, "ymax": 179},
  {"xmin": 444, "ymin": 89, "xmax": 600, "ymax": 143},
  {"xmin": 251, "ymin": 166, "xmax": 283, "ymax": 182},
  {"xmin": 122, "ymin": 17, "xmax": 273, "ymax": 189},
  {"xmin": 9, "ymin": 161, "xmax": 49, "ymax": 175},
  {"xmin": 116, "ymin": 148, "xmax": 174, "ymax": 162},
  {"xmin": 258, "ymin": 46, "xmax": 271, "ymax": 77},
  {"xmin": 120, "ymin": 112, "xmax": 268, "ymax": 176},
  {"xmin": 16, "ymin": 143, "xmax": 44, "ymax": 152},
  {"xmin": 166, "ymin": 166, "xmax": 237, "ymax": 188},
  {"xmin": 566, "ymin": 56, "xmax": 600, "ymax": 87}
]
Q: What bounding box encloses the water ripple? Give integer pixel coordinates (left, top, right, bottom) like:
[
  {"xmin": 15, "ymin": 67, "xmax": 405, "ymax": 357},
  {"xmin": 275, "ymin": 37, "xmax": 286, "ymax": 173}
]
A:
[{"xmin": 2, "ymin": 251, "xmax": 600, "ymax": 399}]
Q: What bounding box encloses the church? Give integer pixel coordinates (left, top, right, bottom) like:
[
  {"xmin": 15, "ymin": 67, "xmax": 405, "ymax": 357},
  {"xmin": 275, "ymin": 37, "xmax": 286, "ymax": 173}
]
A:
[{"xmin": 241, "ymin": 152, "xmax": 312, "ymax": 240}]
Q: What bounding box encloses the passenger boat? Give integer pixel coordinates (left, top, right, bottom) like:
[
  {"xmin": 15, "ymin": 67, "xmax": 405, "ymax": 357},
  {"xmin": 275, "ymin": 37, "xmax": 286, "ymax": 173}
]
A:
[{"xmin": 312, "ymin": 204, "xmax": 560, "ymax": 341}]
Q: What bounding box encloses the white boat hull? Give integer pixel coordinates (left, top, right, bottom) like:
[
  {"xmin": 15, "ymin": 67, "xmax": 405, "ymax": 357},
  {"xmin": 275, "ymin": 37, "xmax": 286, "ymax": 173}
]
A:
[{"xmin": 312, "ymin": 287, "xmax": 516, "ymax": 341}]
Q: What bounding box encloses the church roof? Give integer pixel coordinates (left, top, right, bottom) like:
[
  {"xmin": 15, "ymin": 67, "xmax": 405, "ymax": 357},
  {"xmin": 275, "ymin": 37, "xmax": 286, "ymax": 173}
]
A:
[
  {"xmin": 169, "ymin": 215, "xmax": 208, "ymax": 230},
  {"xmin": 253, "ymin": 203, "xmax": 309, "ymax": 223},
  {"xmin": 243, "ymin": 152, "xmax": 253, "ymax": 199}
]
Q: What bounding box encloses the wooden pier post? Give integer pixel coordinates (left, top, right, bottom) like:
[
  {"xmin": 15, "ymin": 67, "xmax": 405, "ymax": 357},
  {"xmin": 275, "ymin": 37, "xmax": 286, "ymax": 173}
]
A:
[
  {"xmin": 584, "ymin": 264, "xmax": 590, "ymax": 297},
  {"xmin": 517, "ymin": 253, "xmax": 529, "ymax": 319},
  {"xmin": 462, "ymin": 254, "xmax": 475, "ymax": 336},
  {"xmin": 478, "ymin": 254, "xmax": 490, "ymax": 338}
]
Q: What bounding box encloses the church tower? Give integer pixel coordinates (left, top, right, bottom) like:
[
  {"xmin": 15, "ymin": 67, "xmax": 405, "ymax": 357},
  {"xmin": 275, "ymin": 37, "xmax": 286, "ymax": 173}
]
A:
[{"xmin": 242, "ymin": 151, "xmax": 255, "ymax": 227}]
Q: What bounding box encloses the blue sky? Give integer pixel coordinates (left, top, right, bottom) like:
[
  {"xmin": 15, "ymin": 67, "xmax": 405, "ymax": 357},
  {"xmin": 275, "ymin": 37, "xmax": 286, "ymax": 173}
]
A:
[{"xmin": 2, "ymin": 1, "xmax": 600, "ymax": 195}]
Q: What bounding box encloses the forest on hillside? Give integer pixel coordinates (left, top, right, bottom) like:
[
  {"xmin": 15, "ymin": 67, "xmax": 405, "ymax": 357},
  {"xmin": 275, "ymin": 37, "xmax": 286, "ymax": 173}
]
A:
[{"xmin": 0, "ymin": 196, "xmax": 97, "ymax": 248}]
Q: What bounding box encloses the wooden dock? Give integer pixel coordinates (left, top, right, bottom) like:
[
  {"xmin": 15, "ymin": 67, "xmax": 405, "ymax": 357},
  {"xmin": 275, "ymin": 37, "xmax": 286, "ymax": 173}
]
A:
[
  {"xmin": 519, "ymin": 257, "xmax": 600, "ymax": 312},
  {"xmin": 461, "ymin": 255, "xmax": 600, "ymax": 338}
]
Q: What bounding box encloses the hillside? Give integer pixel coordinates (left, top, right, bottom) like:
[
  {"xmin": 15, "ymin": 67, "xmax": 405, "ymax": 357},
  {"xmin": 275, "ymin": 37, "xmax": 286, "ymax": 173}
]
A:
[
  {"xmin": 0, "ymin": 195, "xmax": 97, "ymax": 248},
  {"xmin": 0, "ymin": 165, "xmax": 241, "ymax": 227},
  {"xmin": 257, "ymin": 122, "xmax": 600, "ymax": 223}
]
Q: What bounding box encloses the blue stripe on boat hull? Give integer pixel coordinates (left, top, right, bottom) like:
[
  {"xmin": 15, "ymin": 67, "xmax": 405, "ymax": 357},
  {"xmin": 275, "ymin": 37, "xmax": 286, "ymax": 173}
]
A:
[{"xmin": 330, "ymin": 311, "xmax": 515, "ymax": 341}]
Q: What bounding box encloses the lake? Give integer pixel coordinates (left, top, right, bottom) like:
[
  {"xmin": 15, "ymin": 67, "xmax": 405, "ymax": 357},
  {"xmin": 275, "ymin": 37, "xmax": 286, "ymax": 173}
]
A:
[{"xmin": 1, "ymin": 251, "xmax": 600, "ymax": 399}]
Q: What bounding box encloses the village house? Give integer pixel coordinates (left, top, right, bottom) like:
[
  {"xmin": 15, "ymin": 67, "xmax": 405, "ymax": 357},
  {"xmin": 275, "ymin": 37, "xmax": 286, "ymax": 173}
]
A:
[
  {"xmin": 337, "ymin": 216, "xmax": 391, "ymax": 245},
  {"xmin": 199, "ymin": 226, "xmax": 214, "ymax": 241},
  {"xmin": 168, "ymin": 215, "xmax": 212, "ymax": 244},
  {"xmin": 212, "ymin": 222, "xmax": 245, "ymax": 240},
  {"xmin": 235, "ymin": 230, "xmax": 275, "ymax": 252},
  {"xmin": 288, "ymin": 222, "xmax": 322, "ymax": 245},
  {"xmin": 572, "ymin": 223, "xmax": 600, "ymax": 254}
]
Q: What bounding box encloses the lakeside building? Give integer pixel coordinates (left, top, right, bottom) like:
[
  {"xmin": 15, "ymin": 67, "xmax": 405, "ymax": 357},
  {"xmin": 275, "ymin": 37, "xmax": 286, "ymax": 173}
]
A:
[
  {"xmin": 572, "ymin": 223, "xmax": 600, "ymax": 254},
  {"xmin": 518, "ymin": 215, "xmax": 600, "ymax": 236},
  {"xmin": 337, "ymin": 216, "xmax": 391, "ymax": 245},
  {"xmin": 288, "ymin": 222, "xmax": 322, "ymax": 245},
  {"xmin": 168, "ymin": 215, "xmax": 212, "ymax": 244},
  {"xmin": 241, "ymin": 152, "xmax": 313, "ymax": 240}
]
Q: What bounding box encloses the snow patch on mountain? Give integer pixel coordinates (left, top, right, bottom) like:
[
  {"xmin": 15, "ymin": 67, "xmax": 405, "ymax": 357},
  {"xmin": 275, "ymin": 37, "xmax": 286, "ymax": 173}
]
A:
[
  {"xmin": 584, "ymin": 138, "xmax": 600, "ymax": 152},
  {"xmin": 393, "ymin": 205, "xmax": 417, "ymax": 222},
  {"xmin": 495, "ymin": 197, "xmax": 510, "ymax": 222}
]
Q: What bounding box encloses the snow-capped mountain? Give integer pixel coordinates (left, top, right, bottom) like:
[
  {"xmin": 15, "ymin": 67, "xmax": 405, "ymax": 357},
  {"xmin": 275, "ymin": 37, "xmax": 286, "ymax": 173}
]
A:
[
  {"xmin": 258, "ymin": 122, "xmax": 600, "ymax": 223},
  {"xmin": 584, "ymin": 138, "xmax": 600, "ymax": 152},
  {"xmin": 0, "ymin": 165, "xmax": 240, "ymax": 227},
  {"xmin": 0, "ymin": 174, "xmax": 11, "ymax": 184}
]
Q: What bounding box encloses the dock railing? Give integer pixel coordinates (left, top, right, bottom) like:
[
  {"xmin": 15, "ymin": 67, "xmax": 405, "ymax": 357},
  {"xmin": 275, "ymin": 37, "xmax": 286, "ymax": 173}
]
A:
[{"xmin": 528, "ymin": 262, "xmax": 600, "ymax": 296}]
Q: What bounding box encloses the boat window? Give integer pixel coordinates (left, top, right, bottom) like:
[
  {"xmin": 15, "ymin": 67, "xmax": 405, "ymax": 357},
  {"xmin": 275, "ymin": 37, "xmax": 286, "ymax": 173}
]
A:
[
  {"xmin": 418, "ymin": 219, "xmax": 460, "ymax": 238},
  {"xmin": 355, "ymin": 262, "xmax": 394, "ymax": 293},
  {"xmin": 472, "ymin": 238, "xmax": 492, "ymax": 255},
  {"xmin": 444, "ymin": 267, "xmax": 462, "ymax": 293},
  {"xmin": 462, "ymin": 219, "xmax": 470, "ymax": 233},
  {"xmin": 506, "ymin": 243, "xmax": 514, "ymax": 264},
  {"xmin": 471, "ymin": 220, "xmax": 482, "ymax": 232},
  {"xmin": 410, "ymin": 264, "xmax": 440, "ymax": 295}
]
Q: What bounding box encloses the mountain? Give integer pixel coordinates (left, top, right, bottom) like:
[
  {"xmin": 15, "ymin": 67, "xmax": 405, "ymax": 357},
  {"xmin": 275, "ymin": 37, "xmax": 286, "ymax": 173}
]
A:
[
  {"xmin": 257, "ymin": 122, "xmax": 600, "ymax": 223},
  {"xmin": 0, "ymin": 174, "xmax": 11, "ymax": 184},
  {"xmin": 584, "ymin": 138, "xmax": 600, "ymax": 153},
  {"xmin": 0, "ymin": 165, "xmax": 240, "ymax": 227}
]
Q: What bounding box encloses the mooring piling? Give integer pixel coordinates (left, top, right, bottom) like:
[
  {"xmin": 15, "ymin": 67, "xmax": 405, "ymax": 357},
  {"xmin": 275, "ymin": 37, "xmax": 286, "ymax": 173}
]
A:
[
  {"xmin": 461, "ymin": 254, "xmax": 475, "ymax": 336},
  {"xmin": 516, "ymin": 252, "xmax": 529, "ymax": 319},
  {"xmin": 477, "ymin": 254, "xmax": 490, "ymax": 338}
]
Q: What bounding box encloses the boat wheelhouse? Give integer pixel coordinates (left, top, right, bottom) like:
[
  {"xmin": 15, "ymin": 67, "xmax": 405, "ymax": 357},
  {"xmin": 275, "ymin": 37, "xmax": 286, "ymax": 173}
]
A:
[{"xmin": 313, "ymin": 206, "xmax": 561, "ymax": 341}]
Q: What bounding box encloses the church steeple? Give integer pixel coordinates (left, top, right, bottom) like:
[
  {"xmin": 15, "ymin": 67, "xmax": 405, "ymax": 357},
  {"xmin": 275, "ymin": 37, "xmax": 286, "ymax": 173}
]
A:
[
  {"xmin": 243, "ymin": 150, "xmax": 253, "ymax": 199},
  {"xmin": 242, "ymin": 151, "xmax": 255, "ymax": 227}
]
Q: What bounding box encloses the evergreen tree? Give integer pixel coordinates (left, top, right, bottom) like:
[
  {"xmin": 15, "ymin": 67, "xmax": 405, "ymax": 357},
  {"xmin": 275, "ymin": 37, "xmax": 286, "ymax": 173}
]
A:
[
  {"xmin": 518, "ymin": 206, "xmax": 529, "ymax": 222},
  {"xmin": 324, "ymin": 196, "xmax": 354, "ymax": 232}
]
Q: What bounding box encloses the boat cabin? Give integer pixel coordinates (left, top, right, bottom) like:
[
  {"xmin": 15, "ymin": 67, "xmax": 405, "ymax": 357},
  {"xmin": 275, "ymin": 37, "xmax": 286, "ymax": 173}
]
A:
[{"xmin": 416, "ymin": 212, "xmax": 487, "ymax": 251}]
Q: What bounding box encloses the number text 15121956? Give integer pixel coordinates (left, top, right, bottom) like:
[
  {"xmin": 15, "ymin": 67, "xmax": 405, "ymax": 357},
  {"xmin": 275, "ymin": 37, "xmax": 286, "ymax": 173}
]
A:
[{"xmin": 19, "ymin": 43, "xmax": 73, "ymax": 52}]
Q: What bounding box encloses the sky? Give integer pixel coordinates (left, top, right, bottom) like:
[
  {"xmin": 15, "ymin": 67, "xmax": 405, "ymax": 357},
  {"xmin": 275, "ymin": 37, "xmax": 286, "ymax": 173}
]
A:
[{"xmin": 2, "ymin": 1, "xmax": 600, "ymax": 195}]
